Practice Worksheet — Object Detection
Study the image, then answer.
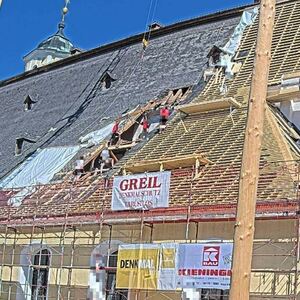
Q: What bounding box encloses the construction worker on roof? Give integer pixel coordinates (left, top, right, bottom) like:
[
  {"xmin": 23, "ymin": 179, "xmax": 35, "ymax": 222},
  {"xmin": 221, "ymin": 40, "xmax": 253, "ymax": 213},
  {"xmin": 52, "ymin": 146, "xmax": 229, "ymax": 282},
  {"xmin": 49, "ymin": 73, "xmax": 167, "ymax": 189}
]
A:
[
  {"xmin": 159, "ymin": 106, "xmax": 170, "ymax": 133},
  {"xmin": 110, "ymin": 118, "xmax": 120, "ymax": 145},
  {"xmin": 141, "ymin": 113, "xmax": 150, "ymax": 140},
  {"xmin": 100, "ymin": 144, "xmax": 114, "ymax": 174},
  {"xmin": 74, "ymin": 156, "xmax": 84, "ymax": 178}
]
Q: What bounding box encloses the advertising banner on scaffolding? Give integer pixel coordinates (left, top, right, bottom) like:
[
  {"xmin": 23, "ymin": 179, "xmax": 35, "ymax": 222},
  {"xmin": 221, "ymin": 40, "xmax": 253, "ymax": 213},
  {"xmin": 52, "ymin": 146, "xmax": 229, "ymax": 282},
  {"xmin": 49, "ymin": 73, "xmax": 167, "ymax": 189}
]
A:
[
  {"xmin": 111, "ymin": 171, "xmax": 171, "ymax": 210},
  {"xmin": 177, "ymin": 243, "xmax": 233, "ymax": 290},
  {"xmin": 116, "ymin": 243, "xmax": 178, "ymax": 290}
]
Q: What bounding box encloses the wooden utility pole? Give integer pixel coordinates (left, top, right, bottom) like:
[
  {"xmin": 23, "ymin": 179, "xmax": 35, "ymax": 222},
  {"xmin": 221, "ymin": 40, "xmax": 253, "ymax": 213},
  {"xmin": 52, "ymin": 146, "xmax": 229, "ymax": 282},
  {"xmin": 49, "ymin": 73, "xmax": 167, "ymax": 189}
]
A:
[{"xmin": 229, "ymin": 1, "xmax": 275, "ymax": 299}]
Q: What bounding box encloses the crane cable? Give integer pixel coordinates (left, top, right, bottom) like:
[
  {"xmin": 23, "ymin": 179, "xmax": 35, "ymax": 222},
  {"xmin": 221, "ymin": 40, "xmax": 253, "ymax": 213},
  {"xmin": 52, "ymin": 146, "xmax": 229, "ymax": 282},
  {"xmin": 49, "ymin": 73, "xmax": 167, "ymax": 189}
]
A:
[{"xmin": 142, "ymin": 0, "xmax": 159, "ymax": 50}]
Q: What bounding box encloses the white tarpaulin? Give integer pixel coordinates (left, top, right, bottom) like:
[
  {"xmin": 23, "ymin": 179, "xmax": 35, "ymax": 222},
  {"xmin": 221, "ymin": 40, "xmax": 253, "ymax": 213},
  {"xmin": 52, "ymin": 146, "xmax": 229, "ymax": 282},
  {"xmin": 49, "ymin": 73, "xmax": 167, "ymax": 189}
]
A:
[
  {"xmin": 177, "ymin": 243, "xmax": 233, "ymax": 290},
  {"xmin": 79, "ymin": 122, "xmax": 114, "ymax": 147},
  {"xmin": 222, "ymin": 7, "xmax": 258, "ymax": 55},
  {"xmin": 0, "ymin": 146, "xmax": 80, "ymax": 189},
  {"xmin": 217, "ymin": 7, "xmax": 258, "ymax": 77},
  {"xmin": 112, "ymin": 171, "xmax": 171, "ymax": 211}
]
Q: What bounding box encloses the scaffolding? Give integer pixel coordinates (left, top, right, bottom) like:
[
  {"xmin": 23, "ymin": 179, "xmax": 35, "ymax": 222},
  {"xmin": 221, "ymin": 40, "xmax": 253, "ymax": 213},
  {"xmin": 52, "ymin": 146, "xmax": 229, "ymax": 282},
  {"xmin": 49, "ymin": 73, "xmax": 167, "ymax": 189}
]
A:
[{"xmin": 0, "ymin": 160, "xmax": 299, "ymax": 299}]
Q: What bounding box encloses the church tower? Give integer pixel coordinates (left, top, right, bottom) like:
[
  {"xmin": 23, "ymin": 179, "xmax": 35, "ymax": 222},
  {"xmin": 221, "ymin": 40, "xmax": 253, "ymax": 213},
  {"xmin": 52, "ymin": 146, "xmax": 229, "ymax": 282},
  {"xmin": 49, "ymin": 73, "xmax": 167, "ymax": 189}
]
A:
[{"xmin": 23, "ymin": 1, "xmax": 78, "ymax": 71}]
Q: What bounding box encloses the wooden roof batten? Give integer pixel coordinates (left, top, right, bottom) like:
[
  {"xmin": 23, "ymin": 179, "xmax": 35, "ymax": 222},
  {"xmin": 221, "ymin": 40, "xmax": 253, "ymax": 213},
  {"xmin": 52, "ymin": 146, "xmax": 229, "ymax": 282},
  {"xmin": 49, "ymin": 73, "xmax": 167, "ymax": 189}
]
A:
[
  {"xmin": 267, "ymin": 87, "xmax": 300, "ymax": 102},
  {"xmin": 123, "ymin": 154, "xmax": 211, "ymax": 174},
  {"xmin": 177, "ymin": 97, "xmax": 241, "ymax": 115},
  {"xmin": 267, "ymin": 72, "xmax": 300, "ymax": 102}
]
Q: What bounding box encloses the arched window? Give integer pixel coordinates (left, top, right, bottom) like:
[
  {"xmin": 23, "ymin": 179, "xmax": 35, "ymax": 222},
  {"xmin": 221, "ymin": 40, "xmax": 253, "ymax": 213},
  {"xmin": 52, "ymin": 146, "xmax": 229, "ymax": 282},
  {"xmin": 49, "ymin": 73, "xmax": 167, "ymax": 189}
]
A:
[
  {"xmin": 100, "ymin": 72, "xmax": 116, "ymax": 91},
  {"xmin": 31, "ymin": 249, "xmax": 50, "ymax": 300},
  {"xmin": 106, "ymin": 251, "xmax": 127, "ymax": 300}
]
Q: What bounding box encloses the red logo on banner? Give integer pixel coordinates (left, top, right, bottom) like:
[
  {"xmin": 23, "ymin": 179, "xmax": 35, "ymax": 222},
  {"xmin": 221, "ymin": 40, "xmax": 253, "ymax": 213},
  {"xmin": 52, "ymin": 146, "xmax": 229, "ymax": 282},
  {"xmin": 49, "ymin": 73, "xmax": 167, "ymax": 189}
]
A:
[{"xmin": 202, "ymin": 246, "xmax": 220, "ymax": 266}]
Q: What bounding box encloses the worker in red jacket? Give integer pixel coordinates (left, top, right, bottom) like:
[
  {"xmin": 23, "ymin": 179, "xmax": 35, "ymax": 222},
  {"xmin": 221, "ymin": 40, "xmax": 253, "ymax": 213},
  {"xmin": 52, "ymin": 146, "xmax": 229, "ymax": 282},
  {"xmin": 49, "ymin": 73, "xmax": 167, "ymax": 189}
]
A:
[
  {"xmin": 159, "ymin": 106, "xmax": 170, "ymax": 133},
  {"xmin": 110, "ymin": 119, "xmax": 120, "ymax": 145},
  {"xmin": 141, "ymin": 114, "xmax": 150, "ymax": 140}
]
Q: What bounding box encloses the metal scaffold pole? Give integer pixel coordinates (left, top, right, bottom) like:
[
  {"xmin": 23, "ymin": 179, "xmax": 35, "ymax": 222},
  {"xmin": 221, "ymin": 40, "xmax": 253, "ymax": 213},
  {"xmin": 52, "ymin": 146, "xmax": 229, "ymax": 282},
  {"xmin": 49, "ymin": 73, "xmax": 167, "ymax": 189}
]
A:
[
  {"xmin": 294, "ymin": 162, "xmax": 300, "ymax": 299},
  {"xmin": 229, "ymin": 0, "xmax": 276, "ymax": 299}
]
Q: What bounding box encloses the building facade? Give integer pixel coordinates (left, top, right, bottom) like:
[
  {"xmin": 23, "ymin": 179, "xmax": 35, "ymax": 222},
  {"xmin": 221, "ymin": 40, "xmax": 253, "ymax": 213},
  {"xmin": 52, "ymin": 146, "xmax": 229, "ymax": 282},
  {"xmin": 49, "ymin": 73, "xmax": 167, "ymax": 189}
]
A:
[{"xmin": 1, "ymin": 1, "xmax": 300, "ymax": 299}]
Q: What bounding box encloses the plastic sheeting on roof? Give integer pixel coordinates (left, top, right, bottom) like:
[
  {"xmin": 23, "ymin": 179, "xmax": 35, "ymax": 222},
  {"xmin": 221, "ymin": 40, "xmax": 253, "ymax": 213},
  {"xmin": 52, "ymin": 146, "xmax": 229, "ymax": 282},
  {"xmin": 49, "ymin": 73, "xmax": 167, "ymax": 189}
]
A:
[
  {"xmin": 0, "ymin": 146, "xmax": 80, "ymax": 189},
  {"xmin": 218, "ymin": 7, "xmax": 258, "ymax": 77},
  {"xmin": 7, "ymin": 186, "xmax": 36, "ymax": 207},
  {"xmin": 79, "ymin": 123, "xmax": 114, "ymax": 148}
]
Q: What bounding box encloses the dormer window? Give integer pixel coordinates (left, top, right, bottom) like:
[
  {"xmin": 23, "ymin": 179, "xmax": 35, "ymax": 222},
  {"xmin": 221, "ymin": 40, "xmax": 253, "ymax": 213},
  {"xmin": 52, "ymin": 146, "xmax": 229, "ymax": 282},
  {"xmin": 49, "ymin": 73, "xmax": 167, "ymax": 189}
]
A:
[
  {"xmin": 100, "ymin": 72, "xmax": 116, "ymax": 90},
  {"xmin": 24, "ymin": 95, "xmax": 36, "ymax": 111},
  {"xmin": 207, "ymin": 45, "xmax": 225, "ymax": 67},
  {"xmin": 148, "ymin": 22, "xmax": 163, "ymax": 31}
]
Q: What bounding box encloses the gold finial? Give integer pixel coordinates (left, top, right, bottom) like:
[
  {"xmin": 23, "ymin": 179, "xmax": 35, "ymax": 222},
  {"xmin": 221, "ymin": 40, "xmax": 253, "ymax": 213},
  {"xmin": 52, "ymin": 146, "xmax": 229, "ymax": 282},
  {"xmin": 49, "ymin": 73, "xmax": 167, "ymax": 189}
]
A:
[{"xmin": 61, "ymin": 0, "xmax": 70, "ymax": 23}]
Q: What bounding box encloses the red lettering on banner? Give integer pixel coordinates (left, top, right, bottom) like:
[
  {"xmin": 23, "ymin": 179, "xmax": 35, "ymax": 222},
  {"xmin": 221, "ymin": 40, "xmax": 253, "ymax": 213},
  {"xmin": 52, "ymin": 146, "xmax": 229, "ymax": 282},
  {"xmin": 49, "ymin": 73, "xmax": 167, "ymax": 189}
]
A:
[
  {"xmin": 153, "ymin": 176, "xmax": 161, "ymax": 188},
  {"xmin": 178, "ymin": 269, "xmax": 231, "ymax": 277},
  {"xmin": 129, "ymin": 179, "xmax": 138, "ymax": 190},
  {"xmin": 124, "ymin": 200, "xmax": 154, "ymax": 208},
  {"xmin": 148, "ymin": 177, "xmax": 153, "ymax": 188},
  {"xmin": 118, "ymin": 177, "xmax": 162, "ymax": 191},
  {"xmin": 139, "ymin": 177, "xmax": 147, "ymax": 189},
  {"xmin": 191, "ymin": 269, "xmax": 197, "ymax": 275},
  {"xmin": 179, "ymin": 269, "xmax": 186, "ymax": 275},
  {"xmin": 198, "ymin": 269, "xmax": 206, "ymax": 276},
  {"xmin": 120, "ymin": 180, "xmax": 129, "ymax": 191},
  {"xmin": 210, "ymin": 269, "xmax": 219, "ymax": 276}
]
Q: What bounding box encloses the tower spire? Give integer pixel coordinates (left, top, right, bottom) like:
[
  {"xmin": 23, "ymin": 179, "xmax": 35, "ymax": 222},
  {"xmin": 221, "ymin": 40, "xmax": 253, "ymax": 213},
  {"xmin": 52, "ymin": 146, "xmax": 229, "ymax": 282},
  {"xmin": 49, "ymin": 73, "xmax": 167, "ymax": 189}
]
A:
[
  {"xmin": 58, "ymin": 0, "xmax": 71, "ymax": 35},
  {"xmin": 23, "ymin": 0, "xmax": 77, "ymax": 71}
]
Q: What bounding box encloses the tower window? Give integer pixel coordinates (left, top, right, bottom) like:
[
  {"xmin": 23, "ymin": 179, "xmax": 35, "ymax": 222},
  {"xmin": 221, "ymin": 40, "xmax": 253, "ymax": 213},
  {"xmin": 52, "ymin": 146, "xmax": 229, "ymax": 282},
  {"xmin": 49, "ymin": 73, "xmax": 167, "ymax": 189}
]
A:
[
  {"xmin": 31, "ymin": 249, "xmax": 51, "ymax": 300},
  {"xmin": 24, "ymin": 95, "xmax": 36, "ymax": 111}
]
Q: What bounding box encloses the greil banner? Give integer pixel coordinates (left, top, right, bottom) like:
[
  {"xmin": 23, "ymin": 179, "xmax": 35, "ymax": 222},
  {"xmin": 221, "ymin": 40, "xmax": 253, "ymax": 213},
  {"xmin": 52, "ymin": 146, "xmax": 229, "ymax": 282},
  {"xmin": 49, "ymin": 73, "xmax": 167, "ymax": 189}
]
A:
[
  {"xmin": 116, "ymin": 243, "xmax": 178, "ymax": 290},
  {"xmin": 111, "ymin": 171, "xmax": 171, "ymax": 211}
]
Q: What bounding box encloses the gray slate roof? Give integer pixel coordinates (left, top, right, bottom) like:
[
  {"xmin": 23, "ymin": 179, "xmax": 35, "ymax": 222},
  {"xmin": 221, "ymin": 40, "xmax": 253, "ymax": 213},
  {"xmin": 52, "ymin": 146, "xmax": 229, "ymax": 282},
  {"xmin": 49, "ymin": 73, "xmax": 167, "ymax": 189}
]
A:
[{"xmin": 0, "ymin": 9, "xmax": 242, "ymax": 179}]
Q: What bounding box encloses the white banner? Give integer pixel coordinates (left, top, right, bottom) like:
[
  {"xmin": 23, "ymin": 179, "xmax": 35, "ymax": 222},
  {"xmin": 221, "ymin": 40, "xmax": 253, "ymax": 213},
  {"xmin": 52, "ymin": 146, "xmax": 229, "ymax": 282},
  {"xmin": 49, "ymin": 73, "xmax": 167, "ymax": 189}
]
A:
[
  {"xmin": 112, "ymin": 171, "xmax": 171, "ymax": 211},
  {"xmin": 177, "ymin": 243, "xmax": 233, "ymax": 290}
]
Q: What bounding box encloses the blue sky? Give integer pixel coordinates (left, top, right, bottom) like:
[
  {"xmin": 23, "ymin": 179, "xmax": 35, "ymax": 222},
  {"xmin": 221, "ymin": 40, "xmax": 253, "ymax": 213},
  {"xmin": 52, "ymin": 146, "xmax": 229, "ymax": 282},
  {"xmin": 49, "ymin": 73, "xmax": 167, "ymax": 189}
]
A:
[{"xmin": 0, "ymin": 0, "xmax": 251, "ymax": 80}]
